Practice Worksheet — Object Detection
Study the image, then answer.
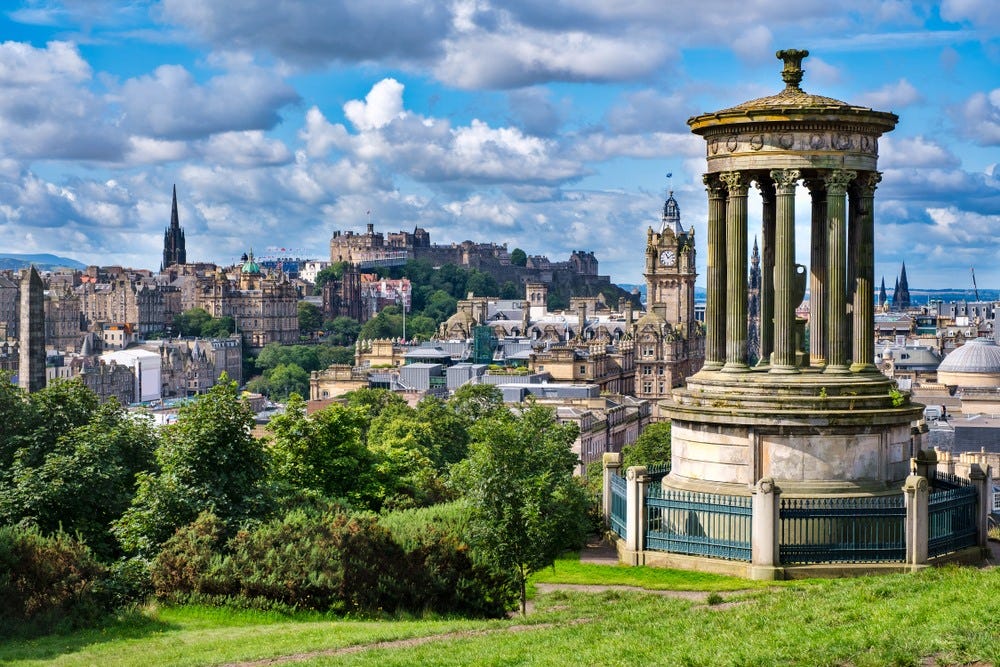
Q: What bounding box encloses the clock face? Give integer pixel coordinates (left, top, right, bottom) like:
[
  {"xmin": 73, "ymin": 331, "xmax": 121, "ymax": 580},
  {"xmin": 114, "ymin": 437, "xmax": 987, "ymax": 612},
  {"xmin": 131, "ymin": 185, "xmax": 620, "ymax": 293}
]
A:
[{"xmin": 660, "ymin": 249, "xmax": 676, "ymax": 266}]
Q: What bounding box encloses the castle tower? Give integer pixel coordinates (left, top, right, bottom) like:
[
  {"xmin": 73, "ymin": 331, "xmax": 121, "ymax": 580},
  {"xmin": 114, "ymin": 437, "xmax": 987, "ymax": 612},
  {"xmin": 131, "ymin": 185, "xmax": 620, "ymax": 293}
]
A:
[
  {"xmin": 18, "ymin": 266, "xmax": 45, "ymax": 392},
  {"xmin": 162, "ymin": 184, "xmax": 186, "ymax": 270}
]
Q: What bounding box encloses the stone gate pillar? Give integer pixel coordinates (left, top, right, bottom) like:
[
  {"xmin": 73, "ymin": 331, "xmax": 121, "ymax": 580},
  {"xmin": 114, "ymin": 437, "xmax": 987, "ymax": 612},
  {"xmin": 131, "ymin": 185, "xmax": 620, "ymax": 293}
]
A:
[
  {"xmin": 751, "ymin": 477, "xmax": 782, "ymax": 579},
  {"xmin": 625, "ymin": 465, "xmax": 650, "ymax": 565},
  {"xmin": 903, "ymin": 474, "xmax": 929, "ymax": 569}
]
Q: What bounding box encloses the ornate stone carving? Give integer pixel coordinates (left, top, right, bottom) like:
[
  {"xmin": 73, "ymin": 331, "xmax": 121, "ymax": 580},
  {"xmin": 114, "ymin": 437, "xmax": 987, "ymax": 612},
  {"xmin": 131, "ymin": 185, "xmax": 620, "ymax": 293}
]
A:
[
  {"xmin": 809, "ymin": 133, "xmax": 826, "ymax": 149},
  {"xmin": 709, "ymin": 137, "xmax": 720, "ymax": 155},
  {"xmin": 720, "ymin": 171, "xmax": 747, "ymax": 194},
  {"xmin": 726, "ymin": 135, "xmax": 739, "ymax": 152},
  {"xmin": 824, "ymin": 169, "xmax": 857, "ymax": 194},
  {"xmin": 749, "ymin": 134, "xmax": 764, "ymax": 151},
  {"xmin": 776, "ymin": 49, "xmax": 809, "ymax": 89},
  {"xmin": 702, "ymin": 173, "xmax": 726, "ymax": 197},
  {"xmin": 777, "ymin": 133, "xmax": 794, "ymax": 149},
  {"xmin": 833, "ymin": 132, "xmax": 853, "ymax": 150},
  {"xmin": 769, "ymin": 168, "xmax": 800, "ymax": 191}
]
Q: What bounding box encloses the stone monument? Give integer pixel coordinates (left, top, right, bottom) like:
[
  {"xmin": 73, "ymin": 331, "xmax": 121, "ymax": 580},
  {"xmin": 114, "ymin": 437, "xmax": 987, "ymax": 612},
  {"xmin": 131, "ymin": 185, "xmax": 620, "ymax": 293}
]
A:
[{"xmin": 665, "ymin": 50, "xmax": 922, "ymax": 500}]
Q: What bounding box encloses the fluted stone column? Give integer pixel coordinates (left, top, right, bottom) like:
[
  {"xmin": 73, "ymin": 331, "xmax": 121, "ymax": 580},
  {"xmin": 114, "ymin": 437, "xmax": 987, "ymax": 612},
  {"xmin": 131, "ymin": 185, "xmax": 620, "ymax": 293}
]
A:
[
  {"xmin": 757, "ymin": 176, "xmax": 776, "ymax": 367},
  {"xmin": 721, "ymin": 171, "xmax": 749, "ymax": 372},
  {"xmin": 703, "ymin": 174, "xmax": 727, "ymax": 371},
  {"xmin": 806, "ymin": 179, "xmax": 827, "ymax": 368},
  {"xmin": 824, "ymin": 169, "xmax": 856, "ymax": 374},
  {"xmin": 770, "ymin": 169, "xmax": 800, "ymax": 372},
  {"xmin": 851, "ymin": 172, "xmax": 881, "ymax": 373}
]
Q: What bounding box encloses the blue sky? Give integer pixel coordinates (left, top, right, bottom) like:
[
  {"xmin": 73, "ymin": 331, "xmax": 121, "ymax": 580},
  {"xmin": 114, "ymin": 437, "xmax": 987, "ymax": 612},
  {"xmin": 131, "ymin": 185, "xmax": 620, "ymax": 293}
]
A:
[{"xmin": 0, "ymin": 1, "xmax": 996, "ymax": 289}]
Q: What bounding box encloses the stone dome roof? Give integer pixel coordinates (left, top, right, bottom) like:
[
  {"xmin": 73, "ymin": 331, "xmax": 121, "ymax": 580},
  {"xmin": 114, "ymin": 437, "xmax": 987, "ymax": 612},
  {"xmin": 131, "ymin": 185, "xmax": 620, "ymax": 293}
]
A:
[{"xmin": 937, "ymin": 338, "xmax": 1000, "ymax": 374}]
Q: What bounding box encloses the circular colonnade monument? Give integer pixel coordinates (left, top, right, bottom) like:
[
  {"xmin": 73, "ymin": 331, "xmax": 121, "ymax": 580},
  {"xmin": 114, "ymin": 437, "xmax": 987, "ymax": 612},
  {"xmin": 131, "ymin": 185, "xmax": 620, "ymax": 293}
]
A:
[{"xmin": 663, "ymin": 49, "xmax": 923, "ymax": 500}]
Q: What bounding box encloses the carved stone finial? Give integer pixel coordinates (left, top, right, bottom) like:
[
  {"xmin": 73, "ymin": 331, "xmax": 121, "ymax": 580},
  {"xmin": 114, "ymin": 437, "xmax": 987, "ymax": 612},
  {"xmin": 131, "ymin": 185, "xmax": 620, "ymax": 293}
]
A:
[{"xmin": 776, "ymin": 49, "xmax": 809, "ymax": 91}]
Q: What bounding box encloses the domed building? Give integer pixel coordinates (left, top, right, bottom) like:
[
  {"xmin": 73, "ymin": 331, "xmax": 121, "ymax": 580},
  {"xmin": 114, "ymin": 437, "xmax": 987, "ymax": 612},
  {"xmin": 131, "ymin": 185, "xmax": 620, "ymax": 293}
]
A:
[{"xmin": 936, "ymin": 338, "xmax": 1000, "ymax": 389}]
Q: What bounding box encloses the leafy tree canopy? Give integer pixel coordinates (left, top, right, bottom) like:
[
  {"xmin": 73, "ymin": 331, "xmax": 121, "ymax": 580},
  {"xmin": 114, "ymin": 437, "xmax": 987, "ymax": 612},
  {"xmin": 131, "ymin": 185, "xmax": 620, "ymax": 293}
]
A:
[
  {"xmin": 458, "ymin": 403, "xmax": 589, "ymax": 615},
  {"xmin": 509, "ymin": 248, "xmax": 527, "ymax": 267},
  {"xmin": 622, "ymin": 421, "xmax": 672, "ymax": 469},
  {"xmin": 114, "ymin": 376, "xmax": 270, "ymax": 557}
]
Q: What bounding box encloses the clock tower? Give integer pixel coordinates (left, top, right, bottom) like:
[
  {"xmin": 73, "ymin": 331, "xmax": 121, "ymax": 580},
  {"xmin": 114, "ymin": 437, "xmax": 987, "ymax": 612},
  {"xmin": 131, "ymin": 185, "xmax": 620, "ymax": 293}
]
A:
[
  {"xmin": 635, "ymin": 189, "xmax": 703, "ymax": 417},
  {"xmin": 644, "ymin": 191, "xmax": 697, "ymax": 341}
]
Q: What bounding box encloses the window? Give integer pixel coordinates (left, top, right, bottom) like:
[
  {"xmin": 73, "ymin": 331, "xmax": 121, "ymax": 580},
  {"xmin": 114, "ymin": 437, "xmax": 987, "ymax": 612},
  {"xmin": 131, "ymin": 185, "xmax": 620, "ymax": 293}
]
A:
[
  {"xmin": 642, "ymin": 381, "xmax": 653, "ymax": 394},
  {"xmin": 643, "ymin": 366, "xmax": 652, "ymax": 375},
  {"xmin": 579, "ymin": 365, "xmax": 586, "ymax": 374}
]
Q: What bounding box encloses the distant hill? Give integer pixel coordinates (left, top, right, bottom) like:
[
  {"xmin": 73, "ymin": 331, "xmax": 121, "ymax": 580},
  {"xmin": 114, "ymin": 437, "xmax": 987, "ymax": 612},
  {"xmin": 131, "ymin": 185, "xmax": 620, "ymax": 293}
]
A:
[{"xmin": 0, "ymin": 253, "xmax": 87, "ymax": 271}]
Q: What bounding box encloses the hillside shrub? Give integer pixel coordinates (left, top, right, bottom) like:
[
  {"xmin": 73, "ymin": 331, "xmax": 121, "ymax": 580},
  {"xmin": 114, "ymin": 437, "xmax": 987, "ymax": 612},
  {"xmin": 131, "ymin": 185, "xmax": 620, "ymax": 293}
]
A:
[
  {"xmin": 380, "ymin": 502, "xmax": 514, "ymax": 617},
  {"xmin": 0, "ymin": 524, "xmax": 111, "ymax": 636}
]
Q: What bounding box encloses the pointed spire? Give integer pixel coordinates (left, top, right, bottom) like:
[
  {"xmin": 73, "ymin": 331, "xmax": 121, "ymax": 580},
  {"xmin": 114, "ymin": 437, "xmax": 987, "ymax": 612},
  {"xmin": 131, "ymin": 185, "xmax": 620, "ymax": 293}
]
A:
[
  {"xmin": 879, "ymin": 276, "xmax": 887, "ymax": 308},
  {"xmin": 170, "ymin": 184, "xmax": 180, "ymax": 230},
  {"xmin": 751, "ymin": 236, "xmax": 760, "ymax": 265},
  {"xmin": 163, "ymin": 183, "xmax": 187, "ymax": 268}
]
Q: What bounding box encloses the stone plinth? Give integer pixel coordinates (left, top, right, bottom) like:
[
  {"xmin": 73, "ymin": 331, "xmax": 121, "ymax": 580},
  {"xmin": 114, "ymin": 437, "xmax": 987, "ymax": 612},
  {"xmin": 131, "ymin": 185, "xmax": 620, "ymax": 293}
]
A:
[{"xmin": 663, "ymin": 368, "xmax": 923, "ymax": 496}]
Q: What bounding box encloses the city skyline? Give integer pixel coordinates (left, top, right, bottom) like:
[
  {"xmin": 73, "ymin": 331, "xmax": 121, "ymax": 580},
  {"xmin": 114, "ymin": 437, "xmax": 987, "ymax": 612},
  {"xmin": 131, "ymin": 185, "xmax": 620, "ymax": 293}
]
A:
[{"xmin": 0, "ymin": 2, "xmax": 996, "ymax": 288}]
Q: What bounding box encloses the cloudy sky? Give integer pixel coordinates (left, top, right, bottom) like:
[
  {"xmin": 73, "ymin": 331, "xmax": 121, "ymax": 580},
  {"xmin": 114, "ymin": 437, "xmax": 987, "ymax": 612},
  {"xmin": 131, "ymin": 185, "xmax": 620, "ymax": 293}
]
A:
[{"xmin": 0, "ymin": 1, "xmax": 997, "ymax": 289}]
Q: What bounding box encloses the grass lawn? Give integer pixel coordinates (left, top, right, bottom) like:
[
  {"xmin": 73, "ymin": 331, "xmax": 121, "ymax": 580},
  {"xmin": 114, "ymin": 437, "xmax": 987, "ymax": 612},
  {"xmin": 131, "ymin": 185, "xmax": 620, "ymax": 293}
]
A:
[{"xmin": 2, "ymin": 564, "xmax": 999, "ymax": 666}]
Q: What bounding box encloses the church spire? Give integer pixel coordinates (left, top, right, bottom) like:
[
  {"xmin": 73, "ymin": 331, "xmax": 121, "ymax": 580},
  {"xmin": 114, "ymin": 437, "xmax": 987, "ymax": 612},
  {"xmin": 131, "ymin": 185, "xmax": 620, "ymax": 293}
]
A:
[
  {"xmin": 878, "ymin": 276, "xmax": 887, "ymax": 309},
  {"xmin": 162, "ymin": 184, "xmax": 187, "ymax": 270}
]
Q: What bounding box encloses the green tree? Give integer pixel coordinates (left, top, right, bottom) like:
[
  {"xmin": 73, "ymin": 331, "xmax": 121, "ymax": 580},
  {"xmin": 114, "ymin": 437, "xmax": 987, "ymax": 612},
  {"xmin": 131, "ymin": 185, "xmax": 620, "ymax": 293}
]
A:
[
  {"xmin": 200, "ymin": 316, "xmax": 234, "ymax": 338},
  {"xmin": 298, "ymin": 302, "xmax": 323, "ymax": 335},
  {"xmin": 448, "ymin": 384, "xmax": 505, "ymax": 424},
  {"xmin": 0, "ymin": 401, "xmax": 158, "ymax": 560},
  {"xmin": 465, "ymin": 270, "xmax": 499, "ymax": 298},
  {"xmin": 173, "ymin": 308, "xmax": 212, "ymax": 337},
  {"xmin": 367, "ymin": 408, "xmax": 447, "ymax": 510},
  {"xmin": 510, "ymin": 248, "xmax": 527, "ymax": 267},
  {"xmin": 358, "ymin": 308, "xmax": 402, "ymax": 340},
  {"xmin": 267, "ymin": 395, "xmax": 372, "ymax": 504},
  {"xmin": 460, "ymin": 403, "xmax": 589, "ymax": 615},
  {"xmin": 500, "ymin": 281, "xmax": 521, "ymax": 299},
  {"xmin": 114, "ymin": 377, "xmax": 269, "ymax": 557},
  {"xmin": 420, "ymin": 290, "xmax": 457, "ymax": 324},
  {"xmin": 622, "ymin": 421, "xmax": 672, "ymax": 468},
  {"xmin": 324, "ymin": 316, "xmax": 361, "ymax": 346},
  {"xmin": 264, "ymin": 363, "xmax": 311, "ymax": 401}
]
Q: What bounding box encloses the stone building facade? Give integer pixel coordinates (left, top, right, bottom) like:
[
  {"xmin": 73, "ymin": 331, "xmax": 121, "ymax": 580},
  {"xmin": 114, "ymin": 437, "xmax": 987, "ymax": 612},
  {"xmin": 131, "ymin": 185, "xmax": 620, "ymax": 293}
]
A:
[
  {"xmin": 44, "ymin": 285, "xmax": 82, "ymax": 353},
  {"xmin": 193, "ymin": 253, "xmax": 298, "ymax": 349}
]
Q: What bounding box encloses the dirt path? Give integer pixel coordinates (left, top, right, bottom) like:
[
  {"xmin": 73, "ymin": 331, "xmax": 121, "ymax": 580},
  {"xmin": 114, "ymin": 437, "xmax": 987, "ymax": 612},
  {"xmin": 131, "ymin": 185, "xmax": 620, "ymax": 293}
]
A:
[{"xmin": 220, "ymin": 619, "xmax": 591, "ymax": 667}]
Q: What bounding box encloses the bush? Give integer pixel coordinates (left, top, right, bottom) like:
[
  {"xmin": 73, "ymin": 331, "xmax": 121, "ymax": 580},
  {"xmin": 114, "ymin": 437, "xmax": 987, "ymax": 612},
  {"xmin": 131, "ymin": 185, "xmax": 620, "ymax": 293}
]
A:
[
  {"xmin": 0, "ymin": 524, "xmax": 111, "ymax": 636},
  {"xmin": 149, "ymin": 503, "xmax": 513, "ymax": 617},
  {"xmin": 380, "ymin": 502, "xmax": 514, "ymax": 617},
  {"xmin": 150, "ymin": 511, "xmax": 226, "ymax": 599},
  {"xmin": 151, "ymin": 509, "xmax": 408, "ymax": 613}
]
